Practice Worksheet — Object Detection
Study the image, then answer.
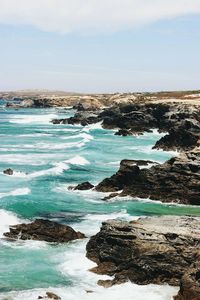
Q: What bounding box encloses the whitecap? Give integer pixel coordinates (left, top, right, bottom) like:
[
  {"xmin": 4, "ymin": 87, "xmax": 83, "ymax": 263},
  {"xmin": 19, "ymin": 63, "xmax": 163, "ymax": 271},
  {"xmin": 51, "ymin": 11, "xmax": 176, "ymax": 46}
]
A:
[
  {"xmin": 0, "ymin": 284, "xmax": 178, "ymax": 300},
  {"xmin": 0, "ymin": 188, "xmax": 31, "ymax": 199},
  {"xmin": 83, "ymin": 121, "xmax": 103, "ymax": 132},
  {"xmin": 0, "ymin": 209, "xmax": 22, "ymax": 238},
  {"xmin": 9, "ymin": 113, "xmax": 58, "ymax": 124},
  {"xmin": 65, "ymin": 155, "xmax": 90, "ymax": 166},
  {"xmin": 26, "ymin": 163, "xmax": 70, "ymax": 179}
]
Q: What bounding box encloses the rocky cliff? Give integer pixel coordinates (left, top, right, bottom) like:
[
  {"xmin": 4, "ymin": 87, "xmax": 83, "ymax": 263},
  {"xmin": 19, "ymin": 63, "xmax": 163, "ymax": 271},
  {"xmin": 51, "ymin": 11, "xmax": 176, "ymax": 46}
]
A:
[{"xmin": 86, "ymin": 216, "xmax": 200, "ymax": 298}]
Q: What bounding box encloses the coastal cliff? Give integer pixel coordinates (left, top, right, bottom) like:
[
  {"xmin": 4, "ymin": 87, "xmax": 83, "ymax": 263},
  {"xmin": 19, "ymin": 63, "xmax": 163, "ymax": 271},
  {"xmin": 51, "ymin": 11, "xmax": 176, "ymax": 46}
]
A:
[{"xmin": 86, "ymin": 216, "xmax": 200, "ymax": 298}]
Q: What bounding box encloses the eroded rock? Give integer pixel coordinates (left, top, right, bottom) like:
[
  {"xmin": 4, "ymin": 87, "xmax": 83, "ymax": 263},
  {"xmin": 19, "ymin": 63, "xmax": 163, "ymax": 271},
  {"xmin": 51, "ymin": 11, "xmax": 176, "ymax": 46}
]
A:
[
  {"xmin": 3, "ymin": 168, "xmax": 14, "ymax": 175},
  {"xmin": 74, "ymin": 181, "xmax": 94, "ymax": 190},
  {"xmin": 4, "ymin": 219, "xmax": 85, "ymax": 243},
  {"xmin": 86, "ymin": 216, "xmax": 200, "ymax": 288},
  {"xmin": 96, "ymin": 153, "xmax": 200, "ymax": 205}
]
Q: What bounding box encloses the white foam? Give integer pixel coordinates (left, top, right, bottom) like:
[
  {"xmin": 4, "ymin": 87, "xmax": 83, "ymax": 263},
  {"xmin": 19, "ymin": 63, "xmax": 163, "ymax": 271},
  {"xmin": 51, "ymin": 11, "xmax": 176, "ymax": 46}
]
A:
[
  {"xmin": 27, "ymin": 164, "xmax": 69, "ymax": 178},
  {"xmin": 0, "ymin": 153, "xmax": 69, "ymax": 165},
  {"xmin": 0, "ymin": 209, "xmax": 21, "ymax": 238},
  {"xmin": 18, "ymin": 133, "xmax": 53, "ymax": 137},
  {"xmin": 60, "ymin": 132, "xmax": 93, "ymax": 141},
  {"xmin": 65, "ymin": 155, "xmax": 90, "ymax": 166},
  {"xmin": 0, "ymin": 283, "xmax": 178, "ymax": 300},
  {"xmin": 0, "ymin": 187, "xmax": 31, "ymax": 199},
  {"xmin": 83, "ymin": 121, "xmax": 103, "ymax": 132},
  {"xmin": 129, "ymin": 145, "xmax": 178, "ymax": 156},
  {"xmin": 9, "ymin": 113, "xmax": 58, "ymax": 124}
]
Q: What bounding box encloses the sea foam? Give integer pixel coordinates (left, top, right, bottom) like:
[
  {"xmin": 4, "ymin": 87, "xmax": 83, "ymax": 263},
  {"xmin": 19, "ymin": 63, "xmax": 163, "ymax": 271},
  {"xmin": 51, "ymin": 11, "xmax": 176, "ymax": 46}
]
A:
[{"xmin": 0, "ymin": 188, "xmax": 31, "ymax": 199}]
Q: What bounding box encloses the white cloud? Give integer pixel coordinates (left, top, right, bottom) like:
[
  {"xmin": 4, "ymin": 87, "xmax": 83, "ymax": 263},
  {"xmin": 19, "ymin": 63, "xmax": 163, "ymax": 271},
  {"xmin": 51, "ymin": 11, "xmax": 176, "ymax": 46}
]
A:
[{"xmin": 0, "ymin": 0, "xmax": 200, "ymax": 34}]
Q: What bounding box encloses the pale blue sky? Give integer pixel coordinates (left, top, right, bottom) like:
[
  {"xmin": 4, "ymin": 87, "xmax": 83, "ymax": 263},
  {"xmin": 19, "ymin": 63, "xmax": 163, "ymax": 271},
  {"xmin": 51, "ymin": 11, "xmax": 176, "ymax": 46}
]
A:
[{"xmin": 0, "ymin": 0, "xmax": 200, "ymax": 92}]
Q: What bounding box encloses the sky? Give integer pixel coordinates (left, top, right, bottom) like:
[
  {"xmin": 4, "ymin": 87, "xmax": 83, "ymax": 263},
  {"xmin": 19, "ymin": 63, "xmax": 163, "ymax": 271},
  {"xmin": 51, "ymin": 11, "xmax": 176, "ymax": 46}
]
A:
[{"xmin": 0, "ymin": 0, "xmax": 200, "ymax": 93}]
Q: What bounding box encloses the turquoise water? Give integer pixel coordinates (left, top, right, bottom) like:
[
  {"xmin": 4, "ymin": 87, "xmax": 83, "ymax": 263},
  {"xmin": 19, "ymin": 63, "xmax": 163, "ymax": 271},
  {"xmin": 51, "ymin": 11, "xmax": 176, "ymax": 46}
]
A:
[{"xmin": 0, "ymin": 108, "xmax": 199, "ymax": 300}]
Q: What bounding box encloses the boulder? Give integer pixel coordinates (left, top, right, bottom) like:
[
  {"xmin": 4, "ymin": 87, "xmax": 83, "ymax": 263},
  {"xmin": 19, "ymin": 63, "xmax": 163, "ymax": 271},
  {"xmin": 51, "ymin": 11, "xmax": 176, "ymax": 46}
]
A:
[
  {"xmin": 3, "ymin": 168, "xmax": 14, "ymax": 175},
  {"xmin": 38, "ymin": 292, "xmax": 61, "ymax": 300},
  {"xmin": 4, "ymin": 219, "xmax": 85, "ymax": 243},
  {"xmin": 74, "ymin": 181, "xmax": 94, "ymax": 190},
  {"xmin": 86, "ymin": 216, "xmax": 200, "ymax": 288}
]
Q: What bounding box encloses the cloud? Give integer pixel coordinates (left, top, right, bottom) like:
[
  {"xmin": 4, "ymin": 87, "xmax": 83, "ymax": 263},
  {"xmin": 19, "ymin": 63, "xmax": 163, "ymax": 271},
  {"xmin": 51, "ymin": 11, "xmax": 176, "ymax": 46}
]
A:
[{"xmin": 0, "ymin": 0, "xmax": 200, "ymax": 34}]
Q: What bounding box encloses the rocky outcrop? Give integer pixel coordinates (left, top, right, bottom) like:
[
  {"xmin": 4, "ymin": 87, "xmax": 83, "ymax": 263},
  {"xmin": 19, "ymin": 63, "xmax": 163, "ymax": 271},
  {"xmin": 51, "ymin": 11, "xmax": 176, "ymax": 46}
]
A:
[
  {"xmin": 54, "ymin": 102, "xmax": 199, "ymax": 151},
  {"xmin": 86, "ymin": 216, "xmax": 200, "ymax": 291},
  {"xmin": 74, "ymin": 181, "xmax": 94, "ymax": 190},
  {"xmin": 4, "ymin": 219, "xmax": 85, "ymax": 243},
  {"xmin": 174, "ymin": 263, "xmax": 200, "ymax": 300},
  {"xmin": 96, "ymin": 152, "xmax": 200, "ymax": 205},
  {"xmin": 38, "ymin": 292, "xmax": 61, "ymax": 300},
  {"xmin": 3, "ymin": 168, "xmax": 14, "ymax": 175},
  {"xmin": 6, "ymin": 99, "xmax": 34, "ymax": 108}
]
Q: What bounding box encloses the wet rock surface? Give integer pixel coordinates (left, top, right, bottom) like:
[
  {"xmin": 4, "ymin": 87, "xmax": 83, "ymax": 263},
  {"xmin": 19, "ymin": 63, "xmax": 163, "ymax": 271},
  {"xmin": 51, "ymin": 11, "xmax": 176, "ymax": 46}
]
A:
[
  {"xmin": 4, "ymin": 219, "xmax": 85, "ymax": 243},
  {"xmin": 3, "ymin": 168, "xmax": 14, "ymax": 175},
  {"xmin": 53, "ymin": 102, "xmax": 200, "ymax": 151},
  {"xmin": 86, "ymin": 216, "xmax": 200, "ymax": 291},
  {"xmin": 95, "ymin": 152, "xmax": 200, "ymax": 205},
  {"xmin": 74, "ymin": 181, "xmax": 94, "ymax": 190},
  {"xmin": 174, "ymin": 263, "xmax": 200, "ymax": 300}
]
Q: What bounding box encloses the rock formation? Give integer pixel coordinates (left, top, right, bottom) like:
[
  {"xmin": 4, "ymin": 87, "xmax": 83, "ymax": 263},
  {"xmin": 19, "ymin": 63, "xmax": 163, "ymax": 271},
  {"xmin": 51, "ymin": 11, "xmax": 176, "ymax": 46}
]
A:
[
  {"xmin": 74, "ymin": 181, "xmax": 94, "ymax": 190},
  {"xmin": 95, "ymin": 151, "xmax": 200, "ymax": 205},
  {"xmin": 3, "ymin": 168, "xmax": 14, "ymax": 175},
  {"xmin": 86, "ymin": 216, "xmax": 200, "ymax": 297},
  {"xmin": 4, "ymin": 219, "xmax": 85, "ymax": 243}
]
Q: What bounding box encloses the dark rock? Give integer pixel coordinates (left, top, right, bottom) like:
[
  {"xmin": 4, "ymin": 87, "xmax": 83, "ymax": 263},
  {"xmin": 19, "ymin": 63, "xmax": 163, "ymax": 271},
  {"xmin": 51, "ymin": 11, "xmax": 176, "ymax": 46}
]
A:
[
  {"xmin": 74, "ymin": 181, "xmax": 94, "ymax": 190},
  {"xmin": 3, "ymin": 168, "xmax": 14, "ymax": 175},
  {"xmin": 96, "ymin": 152, "xmax": 200, "ymax": 205},
  {"xmin": 115, "ymin": 129, "xmax": 132, "ymax": 136},
  {"xmin": 51, "ymin": 118, "xmax": 68, "ymax": 124},
  {"xmin": 4, "ymin": 219, "xmax": 85, "ymax": 243},
  {"xmin": 174, "ymin": 263, "xmax": 200, "ymax": 300},
  {"xmin": 86, "ymin": 216, "xmax": 200, "ymax": 288},
  {"xmin": 38, "ymin": 292, "xmax": 61, "ymax": 300},
  {"xmin": 46, "ymin": 292, "xmax": 61, "ymax": 300},
  {"xmin": 64, "ymin": 102, "xmax": 200, "ymax": 151}
]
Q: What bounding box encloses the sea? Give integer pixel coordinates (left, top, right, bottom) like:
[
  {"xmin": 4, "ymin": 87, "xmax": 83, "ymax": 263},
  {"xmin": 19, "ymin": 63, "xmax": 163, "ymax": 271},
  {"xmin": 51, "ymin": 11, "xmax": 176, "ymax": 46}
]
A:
[{"xmin": 0, "ymin": 106, "xmax": 199, "ymax": 300}]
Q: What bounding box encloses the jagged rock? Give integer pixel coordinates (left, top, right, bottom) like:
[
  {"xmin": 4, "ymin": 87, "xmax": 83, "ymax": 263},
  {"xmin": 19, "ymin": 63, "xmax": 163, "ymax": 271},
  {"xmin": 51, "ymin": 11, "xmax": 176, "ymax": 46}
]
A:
[
  {"xmin": 6, "ymin": 99, "xmax": 34, "ymax": 108},
  {"xmin": 96, "ymin": 153, "xmax": 200, "ymax": 205},
  {"xmin": 3, "ymin": 168, "xmax": 14, "ymax": 175},
  {"xmin": 51, "ymin": 118, "xmax": 68, "ymax": 124},
  {"xmin": 63, "ymin": 102, "xmax": 200, "ymax": 151},
  {"xmin": 174, "ymin": 263, "xmax": 200, "ymax": 300},
  {"xmin": 115, "ymin": 129, "xmax": 133, "ymax": 136},
  {"xmin": 86, "ymin": 216, "xmax": 200, "ymax": 288},
  {"xmin": 38, "ymin": 292, "xmax": 61, "ymax": 300},
  {"xmin": 4, "ymin": 219, "xmax": 85, "ymax": 243},
  {"xmin": 74, "ymin": 181, "xmax": 94, "ymax": 190}
]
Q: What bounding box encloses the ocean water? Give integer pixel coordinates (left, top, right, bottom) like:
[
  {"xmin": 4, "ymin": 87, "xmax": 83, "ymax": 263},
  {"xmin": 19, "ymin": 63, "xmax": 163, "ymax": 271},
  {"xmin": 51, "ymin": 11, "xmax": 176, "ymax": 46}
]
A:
[{"xmin": 0, "ymin": 107, "xmax": 199, "ymax": 300}]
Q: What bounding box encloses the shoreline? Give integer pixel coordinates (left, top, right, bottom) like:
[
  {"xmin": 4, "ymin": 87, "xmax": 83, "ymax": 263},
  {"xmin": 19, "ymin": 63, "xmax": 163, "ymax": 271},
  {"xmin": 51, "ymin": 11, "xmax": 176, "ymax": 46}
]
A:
[{"xmin": 1, "ymin": 94, "xmax": 200, "ymax": 300}]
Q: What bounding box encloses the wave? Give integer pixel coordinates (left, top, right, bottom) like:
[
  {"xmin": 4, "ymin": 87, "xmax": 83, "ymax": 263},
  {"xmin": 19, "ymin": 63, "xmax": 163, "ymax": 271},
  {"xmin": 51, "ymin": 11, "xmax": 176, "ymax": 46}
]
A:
[
  {"xmin": 0, "ymin": 209, "xmax": 22, "ymax": 238},
  {"xmin": 2, "ymin": 156, "xmax": 89, "ymax": 179},
  {"xmin": 27, "ymin": 156, "xmax": 89, "ymax": 178},
  {"xmin": 0, "ymin": 283, "xmax": 178, "ymax": 300},
  {"xmin": 0, "ymin": 153, "xmax": 71, "ymax": 165},
  {"xmin": 65, "ymin": 155, "xmax": 90, "ymax": 166},
  {"xmin": 0, "ymin": 188, "xmax": 31, "ymax": 199},
  {"xmin": 129, "ymin": 145, "xmax": 178, "ymax": 156},
  {"xmin": 9, "ymin": 113, "xmax": 58, "ymax": 124},
  {"xmin": 83, "ymin": 121, "xmax": 103, "ymax": 132},
  {"xmin": 18, "ymin": 133, "xmax": 53, "ymax": 137}
]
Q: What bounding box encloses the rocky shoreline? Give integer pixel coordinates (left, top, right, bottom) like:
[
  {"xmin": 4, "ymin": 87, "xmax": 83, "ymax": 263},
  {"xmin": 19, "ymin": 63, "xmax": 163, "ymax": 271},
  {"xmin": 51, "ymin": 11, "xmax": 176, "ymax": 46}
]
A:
[
  {"xmin": 86, "ymin": 216, "xmax": 200, "ymax": 299},
  {"xmin": 2, "ymin": 92, "xmax": 200, "ymax": 299},
  {"xmin": 60, "ymin": 100, "xmax": 200, "ymax": 206}
]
